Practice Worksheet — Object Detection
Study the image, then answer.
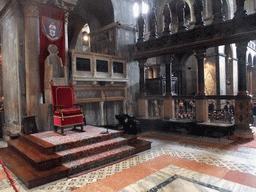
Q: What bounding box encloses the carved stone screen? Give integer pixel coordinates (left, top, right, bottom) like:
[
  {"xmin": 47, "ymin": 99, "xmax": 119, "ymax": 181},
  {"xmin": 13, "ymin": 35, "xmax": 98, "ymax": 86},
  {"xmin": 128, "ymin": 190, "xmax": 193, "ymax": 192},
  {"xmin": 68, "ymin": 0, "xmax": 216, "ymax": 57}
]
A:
[
  {"xmin": 96, "ymin": 60, "xmax": 108, "ymax": 72},
  {"xmin": 113, "ymin": 62, "xmax": 123, "ymax": 73},
  {"xmin": 76, "ymin": 57, "xmax": 91, "ymax": 71}
]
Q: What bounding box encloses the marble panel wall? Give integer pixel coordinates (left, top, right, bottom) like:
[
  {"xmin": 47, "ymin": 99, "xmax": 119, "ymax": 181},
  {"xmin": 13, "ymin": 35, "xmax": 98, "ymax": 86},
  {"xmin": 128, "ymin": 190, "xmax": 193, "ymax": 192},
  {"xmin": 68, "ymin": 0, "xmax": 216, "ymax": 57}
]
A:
[{"xmin": 1, "ymin": 3, "xmax": 26, "ymax": 135}]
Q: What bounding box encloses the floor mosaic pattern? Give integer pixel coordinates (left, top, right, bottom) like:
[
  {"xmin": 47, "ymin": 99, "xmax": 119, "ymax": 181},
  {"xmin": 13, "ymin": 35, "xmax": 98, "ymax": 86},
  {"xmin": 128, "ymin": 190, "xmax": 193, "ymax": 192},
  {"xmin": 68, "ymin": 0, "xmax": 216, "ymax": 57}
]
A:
[
  {"xmin": 0, "ymin": 130, "xmax": 256, "ymax": 191},
  {"xmin": 31, "ymin": 126, "xmax": 121, "ymax": 146}
]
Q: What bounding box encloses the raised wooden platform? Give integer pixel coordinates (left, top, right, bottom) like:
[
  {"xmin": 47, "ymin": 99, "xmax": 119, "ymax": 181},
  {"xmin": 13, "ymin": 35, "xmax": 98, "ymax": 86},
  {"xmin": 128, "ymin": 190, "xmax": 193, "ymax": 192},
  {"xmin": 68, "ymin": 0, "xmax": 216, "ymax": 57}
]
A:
[{"xmin": 0, "ymin": 125, "xmax": 151, "ymax": 189}]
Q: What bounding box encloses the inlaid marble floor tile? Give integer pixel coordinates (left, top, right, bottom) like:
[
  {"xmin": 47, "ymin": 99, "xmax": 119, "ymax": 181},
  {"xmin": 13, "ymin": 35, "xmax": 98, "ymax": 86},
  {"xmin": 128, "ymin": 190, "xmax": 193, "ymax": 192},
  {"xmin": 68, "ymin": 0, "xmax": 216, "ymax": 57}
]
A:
[
  {"xmin": 0, "ymin": 132, "xmax": 256, "ymax": 192},
  {"xmin": 119, "ymin": 164, "xmax": 256, "ymax": 192}
]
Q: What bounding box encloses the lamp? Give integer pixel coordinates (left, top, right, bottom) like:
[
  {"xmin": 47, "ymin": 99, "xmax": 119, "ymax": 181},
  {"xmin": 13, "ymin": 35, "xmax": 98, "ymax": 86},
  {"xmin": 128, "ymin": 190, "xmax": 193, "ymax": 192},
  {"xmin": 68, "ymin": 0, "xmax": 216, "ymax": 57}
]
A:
[{"xmin": 82, "ymin": 31, "xmax": 89, "ymax": 46}]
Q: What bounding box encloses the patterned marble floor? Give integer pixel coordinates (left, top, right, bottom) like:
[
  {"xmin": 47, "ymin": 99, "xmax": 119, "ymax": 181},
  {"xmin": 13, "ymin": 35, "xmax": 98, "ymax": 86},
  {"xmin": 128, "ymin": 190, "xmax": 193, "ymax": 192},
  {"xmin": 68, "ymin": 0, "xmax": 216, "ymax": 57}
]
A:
[{"xmin": 0, "ymin": 130, "xmax": 256, "ymax": 191}]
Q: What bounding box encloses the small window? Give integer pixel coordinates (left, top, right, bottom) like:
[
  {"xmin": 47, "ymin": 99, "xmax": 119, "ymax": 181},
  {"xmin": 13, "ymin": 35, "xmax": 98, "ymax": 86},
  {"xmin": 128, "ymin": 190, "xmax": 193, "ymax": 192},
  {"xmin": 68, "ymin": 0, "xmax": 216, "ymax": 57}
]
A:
[
  {"xmin": 96, "ymin": 60, "xmax": 108, "ymax": 72},
  {"xmin": 113, "ymin": 62, "xmax": 123, "ymax": 73},
  {"xmin": 76, "ymin": 58, "xmax": 91, "ymax": 71}
]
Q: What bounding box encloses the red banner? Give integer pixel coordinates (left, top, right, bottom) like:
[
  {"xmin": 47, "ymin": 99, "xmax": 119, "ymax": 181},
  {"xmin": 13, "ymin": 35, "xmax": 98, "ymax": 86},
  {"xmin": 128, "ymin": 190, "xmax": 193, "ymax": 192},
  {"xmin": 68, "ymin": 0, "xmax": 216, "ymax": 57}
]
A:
[{"xmin": 39, "ymin": 4, "xmax": 65, "ymax": 92}]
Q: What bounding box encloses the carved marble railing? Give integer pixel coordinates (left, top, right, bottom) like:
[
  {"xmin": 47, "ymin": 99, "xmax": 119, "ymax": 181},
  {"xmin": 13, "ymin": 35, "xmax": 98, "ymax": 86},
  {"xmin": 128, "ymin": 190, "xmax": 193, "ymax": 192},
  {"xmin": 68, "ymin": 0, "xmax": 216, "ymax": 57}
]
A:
[{"xmin": 145, "ymin": 95, "xmax": 239, "ymax": 124}]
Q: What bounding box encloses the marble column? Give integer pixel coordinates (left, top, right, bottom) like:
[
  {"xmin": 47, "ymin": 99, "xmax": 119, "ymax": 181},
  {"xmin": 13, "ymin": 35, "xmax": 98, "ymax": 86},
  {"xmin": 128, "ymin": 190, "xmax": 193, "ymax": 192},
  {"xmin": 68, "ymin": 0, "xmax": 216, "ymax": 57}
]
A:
[
  {"xmin": 23, "ymin": 0, "xmax": 40, "ymax": 117},
  {"xmin": 195, "ymin": 49, "xmax": 208, "ymax": 122},
  {"xmin": 236, "ymin": 42, "xmax": 248, "ymax": 96},
  {"xmin": 195, "ymin": 49, "xmax": 206, "ymax": 96},
  {"xmin": 99, "ymin": 101, "xmax": 104, "ymax": 126},
  {"xmin": 122, "ymin": 100, "xmax": 127, "ymax": 114},
  {"xmin": 164, "ymin": 55, "xmax": 173, "ymax": 95},
  {"xmin": 163, "ymin": 55, "xmax": 175, "ymax": 119},
  {"xmin": 138, "ymin": 99, "xmax": 148, "ymax": 117},
  {"xmin": 138, "ymin": 59, "xmax": 148, "ymax": 117},
  {"xmin": 139, "ymin": 59, "xmax": 147, "ymax": 96},
  {"xmin": 64, "ymin": 11, "xmax": 70, "ymax": 79},
  {"xmin": 232, "ymin": 42, "xmax": 253, "ymax": 139}
]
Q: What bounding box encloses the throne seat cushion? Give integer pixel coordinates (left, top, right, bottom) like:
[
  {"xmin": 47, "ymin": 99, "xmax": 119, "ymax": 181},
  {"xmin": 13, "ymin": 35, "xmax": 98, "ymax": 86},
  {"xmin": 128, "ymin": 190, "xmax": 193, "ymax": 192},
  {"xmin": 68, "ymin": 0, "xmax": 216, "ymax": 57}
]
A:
[
  {"xmin": 54, "ymin": 108, "xmax": 81, "ymax": 115},
  {"xmin": 54, "ymin": 114, "xmax": 84, "ymax": 127}
]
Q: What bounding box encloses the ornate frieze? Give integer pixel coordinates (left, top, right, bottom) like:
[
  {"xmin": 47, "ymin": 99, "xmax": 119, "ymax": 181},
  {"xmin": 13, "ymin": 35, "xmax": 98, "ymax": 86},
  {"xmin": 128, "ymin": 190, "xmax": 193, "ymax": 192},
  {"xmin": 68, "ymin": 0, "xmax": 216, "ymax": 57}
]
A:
[{"xmin": 135, "ymin": 13, "xmax": 256, "ymax": 60}]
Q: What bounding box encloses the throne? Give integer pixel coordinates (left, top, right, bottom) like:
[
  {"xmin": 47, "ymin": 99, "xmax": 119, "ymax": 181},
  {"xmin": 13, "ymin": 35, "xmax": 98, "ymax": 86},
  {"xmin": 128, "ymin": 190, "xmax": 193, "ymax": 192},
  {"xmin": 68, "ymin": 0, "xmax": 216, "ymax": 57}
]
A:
[{"xmin": 51, "ymin": 85, "xmax": 85, "ymax": 136}]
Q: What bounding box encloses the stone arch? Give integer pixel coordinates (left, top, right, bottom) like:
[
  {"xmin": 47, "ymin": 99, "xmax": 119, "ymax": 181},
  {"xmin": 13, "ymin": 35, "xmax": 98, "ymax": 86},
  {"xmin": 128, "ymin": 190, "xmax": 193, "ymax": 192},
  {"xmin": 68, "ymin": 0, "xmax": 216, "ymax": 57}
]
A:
[
  {"xmin": 253, "ymin": 55, "xmax": 256, "ymax": 66},
  {"xmin": 173, "ymin": 52, "xmax": 198, "ymax": 95},
  {"xmin": 248, "ymin": 53, "xmax": 252, "ymax": 65},
  {"xmin": 157, "ymin": 0, "xmax": 192, "ymax": 33},
  {"xmin": 68, "ymin": 0, "xmax": 114, "ymax": 49},
  {"xmin": 222, "ymin": 0, "xmax": 232, "ymax": 20}
]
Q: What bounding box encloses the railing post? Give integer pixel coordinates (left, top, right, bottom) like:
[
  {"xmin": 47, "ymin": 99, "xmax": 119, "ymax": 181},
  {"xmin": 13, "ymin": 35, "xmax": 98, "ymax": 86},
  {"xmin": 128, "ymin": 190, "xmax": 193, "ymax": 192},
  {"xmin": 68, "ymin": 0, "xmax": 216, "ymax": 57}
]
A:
[
  {"xmin": 232, "ymin": 42, "xmax": 253, "ymax": 139},
  {"xmin": 162, "ymin": 55, "xmax": 175, "ymax": 119}
]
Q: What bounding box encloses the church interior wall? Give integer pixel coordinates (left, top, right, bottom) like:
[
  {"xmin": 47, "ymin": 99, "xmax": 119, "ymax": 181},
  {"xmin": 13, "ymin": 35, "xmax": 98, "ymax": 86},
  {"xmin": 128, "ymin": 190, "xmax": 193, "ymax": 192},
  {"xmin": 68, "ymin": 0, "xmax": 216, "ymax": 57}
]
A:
[
  {"xmin": 0, "ymin": 1, "xmax": 26, "ymax": 137},
  {"xmin": 205, "ymin": 48, "xmax": 218, "ymax": 95},
  {"xmin": 244, "ymin": 0, "xmax": 256, "ymax": 14},
  {"xmin": 0, "ymin": 1, "xmax": 8, "ymax": 11},
  {"xmin": 1, "ymin": 0, "xmax": 256, "ymax": 137}
]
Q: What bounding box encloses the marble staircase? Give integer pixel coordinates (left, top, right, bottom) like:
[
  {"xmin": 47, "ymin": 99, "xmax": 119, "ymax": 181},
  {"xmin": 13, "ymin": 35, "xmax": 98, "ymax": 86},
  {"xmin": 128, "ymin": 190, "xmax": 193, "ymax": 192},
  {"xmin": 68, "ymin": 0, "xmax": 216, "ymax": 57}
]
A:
[{"xmin": 0, "ymin": 126, "xmax": 151, "ymax": 189}]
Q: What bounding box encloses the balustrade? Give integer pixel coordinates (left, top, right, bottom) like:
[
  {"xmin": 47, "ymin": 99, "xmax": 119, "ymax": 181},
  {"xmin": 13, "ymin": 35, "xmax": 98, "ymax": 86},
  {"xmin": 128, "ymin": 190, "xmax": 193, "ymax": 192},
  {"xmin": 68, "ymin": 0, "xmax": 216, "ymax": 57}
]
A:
[{"xmin": 144, "ymin": 95, "xmax": 241, "ymax": 125}]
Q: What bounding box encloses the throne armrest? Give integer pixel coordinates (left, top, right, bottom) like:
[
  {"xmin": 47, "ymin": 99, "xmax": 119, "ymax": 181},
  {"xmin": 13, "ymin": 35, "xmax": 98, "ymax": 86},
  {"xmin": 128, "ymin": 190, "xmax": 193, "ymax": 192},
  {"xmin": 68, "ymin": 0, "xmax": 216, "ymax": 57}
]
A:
[
  {"xmin": 74, "ymin": 103, "xmax": 83, "ymax": 109},
  {"xmin": 53, "ymin": 105, "xmax": 64, "ymax": 111}
]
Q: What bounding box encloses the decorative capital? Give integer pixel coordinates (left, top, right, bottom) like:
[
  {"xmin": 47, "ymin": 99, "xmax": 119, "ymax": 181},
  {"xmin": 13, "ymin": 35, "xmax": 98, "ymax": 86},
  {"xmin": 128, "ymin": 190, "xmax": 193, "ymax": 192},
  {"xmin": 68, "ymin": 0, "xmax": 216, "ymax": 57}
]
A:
[
  {"xmin": 236, "ymin": 41, "xmax": 248, "ymax": 53},
  {"xmin": 64, "ymin": 11, "xmax": 69, "ymax": 24},
  {"xmin": 162, "ymin": 54, "xmax": 174, "ymax": 64},
  {"xmin": 22, "ymin": 0, "xmax": 41, "ymax": 18},
  {"xmin": 194, "ymin": 49, "xmax": 206, "ymax": 60},
  {"xmin": 138, "ymin": 59, "xmax": 147, "ymax": 68}
]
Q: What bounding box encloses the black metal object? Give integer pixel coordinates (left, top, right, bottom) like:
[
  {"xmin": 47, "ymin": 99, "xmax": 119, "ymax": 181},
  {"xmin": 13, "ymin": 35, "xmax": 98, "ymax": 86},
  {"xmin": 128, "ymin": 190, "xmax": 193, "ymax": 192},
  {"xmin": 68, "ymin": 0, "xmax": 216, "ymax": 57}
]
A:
[
  {"xmin": 115, "ymin": 113, "xmax": 141, "ymax": 135},
  {"xmin": 21, "ymin": 116, "xmax": 38, "ymax": 135}
]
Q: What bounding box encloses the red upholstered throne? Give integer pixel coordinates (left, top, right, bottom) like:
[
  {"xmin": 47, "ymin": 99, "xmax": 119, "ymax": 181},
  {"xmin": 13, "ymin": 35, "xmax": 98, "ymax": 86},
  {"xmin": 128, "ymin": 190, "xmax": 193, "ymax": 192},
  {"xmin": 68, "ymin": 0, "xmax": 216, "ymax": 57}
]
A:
[{"xmin": 51, "ymin": 85, "xmax": 85, "ymax": 136}]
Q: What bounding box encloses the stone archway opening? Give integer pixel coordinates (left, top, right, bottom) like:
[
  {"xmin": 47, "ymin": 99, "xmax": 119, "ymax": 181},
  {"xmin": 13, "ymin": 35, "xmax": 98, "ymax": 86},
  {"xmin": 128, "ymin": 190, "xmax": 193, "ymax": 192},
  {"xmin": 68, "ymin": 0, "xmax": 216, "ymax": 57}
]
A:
[
  {"xmin": 172, "ymin": 53, "xmax": 198, "ymax": 96},
  {"xmin": 182, "ymin": 54, "xmax": 198, "ymax": 96},
  {"xmin": 68, "ymin": 0, "xmax": 114, "ymax": 50},
  {"xmin": 74, "ymin": 23, "xmax": 90, "ymax": 52}
]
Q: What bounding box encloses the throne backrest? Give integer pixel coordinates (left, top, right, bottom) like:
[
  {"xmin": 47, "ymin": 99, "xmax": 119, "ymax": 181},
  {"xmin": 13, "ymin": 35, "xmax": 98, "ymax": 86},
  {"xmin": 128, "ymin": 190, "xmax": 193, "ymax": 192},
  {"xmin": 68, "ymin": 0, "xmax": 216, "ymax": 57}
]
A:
[{"xmin": 51, "ymin": 86, "xmax": 75, "ymax": 108}]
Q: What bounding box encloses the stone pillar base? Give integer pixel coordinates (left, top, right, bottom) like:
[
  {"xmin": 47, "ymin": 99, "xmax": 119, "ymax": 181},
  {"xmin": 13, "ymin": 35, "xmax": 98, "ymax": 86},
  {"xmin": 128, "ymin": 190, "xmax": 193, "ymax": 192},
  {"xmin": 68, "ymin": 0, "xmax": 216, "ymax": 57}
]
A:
[
  {"xmin": 163, "ymin": 99, "xmax": 174, "ymax": 119},
  {"xmin": 230, "ymin": 126, "xmax": 254, "ymax": 139},
  {"xmin": 195, "ymin": 99, "xmax": 208, "ymax": 122},
  {"xmin": 38, "ymin": 104, "xmax": 53, "ymax": 132},
  {"xmin": 138, "ymin": 99, "xmax": 148, "ymax": 117}
]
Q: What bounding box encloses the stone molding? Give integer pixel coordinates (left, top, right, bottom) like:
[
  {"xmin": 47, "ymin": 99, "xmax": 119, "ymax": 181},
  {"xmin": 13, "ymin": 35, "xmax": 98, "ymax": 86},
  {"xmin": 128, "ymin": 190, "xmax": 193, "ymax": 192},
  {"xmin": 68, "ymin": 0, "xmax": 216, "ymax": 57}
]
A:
[
  {"xmin": 40, "ymin": 0, "xmax": 77, "ymax": 11},
  {"xmin": 22, "ymin": 0, "xmax": 40, "ymax": 18}
]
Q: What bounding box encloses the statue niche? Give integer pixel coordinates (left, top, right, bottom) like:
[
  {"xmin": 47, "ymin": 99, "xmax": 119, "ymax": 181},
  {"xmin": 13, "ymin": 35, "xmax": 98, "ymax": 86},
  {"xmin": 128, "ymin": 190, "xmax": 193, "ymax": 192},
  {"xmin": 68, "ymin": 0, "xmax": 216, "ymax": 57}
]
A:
[{"xmin": 44, "ymin": 44, "xmax": 67, "ymax": 103}]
